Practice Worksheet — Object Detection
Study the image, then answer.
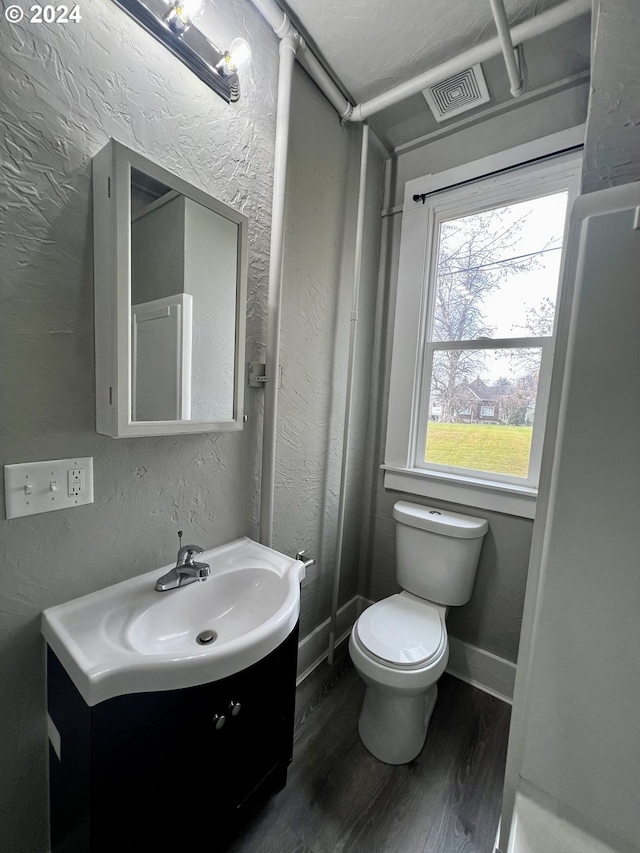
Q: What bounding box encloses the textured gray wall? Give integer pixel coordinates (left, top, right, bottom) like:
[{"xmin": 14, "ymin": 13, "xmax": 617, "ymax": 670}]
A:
[
  {"xmin": 0, "ymin": 2, "xmax": 277, "ymax": 848},
  {"xmin": 275, "ymin": 67, "xmax": 384, "ymax": 638},
  {"xmin": 582, "ymin": 0, "xmax": 640, "ymax": 193},
  {"xmin": 393, "ymin": 82, "xmax": 590, "ymax": 207},
  {"xmin": 0, "ymin": 1, "xmax": 384, "ymax": 848},
  {"xmin": 0, "ymin": 0, "xmax": 376, "ymax": 847},
  {"xmin": 361, "ymin": 87, "xmax": 588, "ymax": 665}
]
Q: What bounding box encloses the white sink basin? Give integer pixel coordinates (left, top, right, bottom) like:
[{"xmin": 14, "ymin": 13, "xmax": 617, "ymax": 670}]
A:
[{"xmin": 42, "ymin": 538, "xmax": 305, "ymax": 706}]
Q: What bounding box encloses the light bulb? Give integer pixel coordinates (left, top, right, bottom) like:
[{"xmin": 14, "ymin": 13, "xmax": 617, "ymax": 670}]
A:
[
  {"xmin": 177, "ymin": 0, "xmax": 202, "ymax": 21},
  {"xmin": 166, "ymin": 0, "xmax": 202, "ymax": 33},
  {"xmin": 228, "ymin": 37, "xmax": 252, "ymax": 71}
]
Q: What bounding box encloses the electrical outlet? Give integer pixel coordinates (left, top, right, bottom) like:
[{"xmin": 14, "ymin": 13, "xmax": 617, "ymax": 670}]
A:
[
  {"xmin": 4, "ymin": 457, "xmax": 94, "ymax": 519},
  {"xmin": 68, "ymin": 468, "xmax": 84, "ymax": 497}
]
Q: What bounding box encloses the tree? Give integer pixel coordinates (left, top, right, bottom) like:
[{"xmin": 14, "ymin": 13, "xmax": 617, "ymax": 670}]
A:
[
  {"xmin": 493, "ymin": 373, "xmax": 538, "ymax": 425},
  {"xmin": 431, "ymin": 206, "xmax": 544, "ymax": 422},
  {"xmin": 508, "ymin": 295, "xmax": 555, "ymax": 383}
]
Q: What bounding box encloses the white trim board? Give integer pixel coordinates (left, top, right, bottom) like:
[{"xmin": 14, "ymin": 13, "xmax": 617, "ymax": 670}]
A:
[
  {"xmin": 383, "ymin": 467, "xmax": 536, "ymax": 519},
  {"xmin": 296, "ymin": 596, "xmax": 516, "ymax": 704},
  {"xmin": 403, "ymin": 124, "xmax": 585, "ymax": 203},
  {"xmin": 296, "ymin": 595, "xmax": 366, "ymax": 684},
  {"xmin": 447, "ymin": 636, "xmax": 516, "ymax": 704}
]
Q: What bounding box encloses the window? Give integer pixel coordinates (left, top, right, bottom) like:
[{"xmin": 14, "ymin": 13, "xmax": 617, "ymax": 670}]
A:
[{"xmin": 384, "ymin": 147, "xmax": 582, "ymax": 517}]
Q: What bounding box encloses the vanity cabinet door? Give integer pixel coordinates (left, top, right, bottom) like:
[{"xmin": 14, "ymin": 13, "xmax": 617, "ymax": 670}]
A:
[
  {"xmin": 92, "ymin": 680, "xmax": 233, "ymax": 851},
  {"xmin": 194, "ymin": 626, "xmax": 298, "ymax": 818},
  {"xmin": 224, "ymin": 640, "xmax": 297, "ymax": 811}
]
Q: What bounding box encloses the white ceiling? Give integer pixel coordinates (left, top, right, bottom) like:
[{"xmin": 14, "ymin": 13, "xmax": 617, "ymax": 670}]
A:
[{"xmin": 278, "ymin": 0, "xmax": 591, "ymax": 149}]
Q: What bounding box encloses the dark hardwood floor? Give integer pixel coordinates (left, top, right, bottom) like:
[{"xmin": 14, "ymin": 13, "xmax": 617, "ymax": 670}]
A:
[{"xmin": 225, "ymin": 647, "xmax": 511, "ymax": 853}]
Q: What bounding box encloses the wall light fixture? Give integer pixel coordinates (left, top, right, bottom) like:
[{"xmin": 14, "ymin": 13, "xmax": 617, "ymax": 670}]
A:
[{"xmin": 112, "ymin": 0, "xmax": 251, "ymax": 102}]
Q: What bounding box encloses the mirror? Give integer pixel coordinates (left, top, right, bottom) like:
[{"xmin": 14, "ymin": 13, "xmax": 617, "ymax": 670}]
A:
[{"xmin": 93, "ymin": 140, "xmax": 248, "ymax": 437}]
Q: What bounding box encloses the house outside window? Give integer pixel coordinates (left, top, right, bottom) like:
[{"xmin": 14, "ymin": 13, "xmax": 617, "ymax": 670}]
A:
[{"xmin": 383, "ymin": 142, "xmax": 582, "ymax": 518}]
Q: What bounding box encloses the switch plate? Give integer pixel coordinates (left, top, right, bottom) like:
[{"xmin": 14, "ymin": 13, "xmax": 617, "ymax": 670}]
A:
[{"xmin": 4, "ymin": 457, "xmax": 94, "ymax": 519}]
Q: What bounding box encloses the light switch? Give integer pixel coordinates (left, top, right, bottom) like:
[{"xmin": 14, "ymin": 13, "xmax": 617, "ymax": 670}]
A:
[{"xmin": 4, "ymin": 457, "xmax": 94, "ymax": 519}]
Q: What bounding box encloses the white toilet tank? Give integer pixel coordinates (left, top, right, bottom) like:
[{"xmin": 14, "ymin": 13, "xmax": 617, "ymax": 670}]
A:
[{"xmin": 393, "ymin": 501, "xmax": 488, "ymax": 606}]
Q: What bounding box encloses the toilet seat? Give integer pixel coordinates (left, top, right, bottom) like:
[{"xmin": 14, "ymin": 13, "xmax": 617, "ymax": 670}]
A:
[{"xmin": 356, "ymin": 594, "xmax": 446, "ymax": 669}]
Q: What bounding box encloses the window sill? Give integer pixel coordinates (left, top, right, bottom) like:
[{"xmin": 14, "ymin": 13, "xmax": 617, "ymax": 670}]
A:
[{"xmin": 381, "ymin": 465, "xmax": 537, "ymax": 519}]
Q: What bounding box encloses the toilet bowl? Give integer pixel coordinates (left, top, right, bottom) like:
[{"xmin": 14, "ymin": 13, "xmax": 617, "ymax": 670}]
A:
[
  {"xmin": 349, "ymin": 592, "xmax": 448, "ymax": 764},
  {"xmin": 350, "ymin": 502, "xmax": 487, "ymax": 764}
]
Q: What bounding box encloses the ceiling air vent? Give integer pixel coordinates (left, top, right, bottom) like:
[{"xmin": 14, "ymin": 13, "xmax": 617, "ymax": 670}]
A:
[{"xmin": 422, "ymin": 64, "xmax": 490, "ymax": 122}]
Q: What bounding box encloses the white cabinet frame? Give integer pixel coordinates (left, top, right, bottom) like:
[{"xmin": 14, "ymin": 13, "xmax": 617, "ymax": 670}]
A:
[{"xmin": 92, "ymin": 139, "xmax": 248, "ymax": 438}]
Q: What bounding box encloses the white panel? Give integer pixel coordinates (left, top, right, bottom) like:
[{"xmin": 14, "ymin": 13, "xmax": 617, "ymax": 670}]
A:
[
  {"xmin": 507, "ymin": 792, "xmax": 623, "ymax": 853},
  {"xmin": 131, "ymin": 294, "xmax": 192, "ymax": 422},
  {"xmin": 519, "ymin": 191, "xmax": 640, "ymax": 848},
  {"xmin": 4, "ymin": 458, "xmax": 94, "ymax": 519}
]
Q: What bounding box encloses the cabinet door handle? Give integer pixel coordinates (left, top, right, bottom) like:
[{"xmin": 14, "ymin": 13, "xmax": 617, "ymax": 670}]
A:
[
  {"xmin": 212, "ymin": 713, "xmax": 226, "ymax": 730},
  {"xmin": 228, "ymin": 700, "xmax": 241, "ymax": 717}
]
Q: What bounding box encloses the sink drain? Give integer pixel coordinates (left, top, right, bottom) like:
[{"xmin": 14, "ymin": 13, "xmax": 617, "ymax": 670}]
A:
[{"xmin": 196, "ymin": 629, "xmax": 217, "ymax": 646}]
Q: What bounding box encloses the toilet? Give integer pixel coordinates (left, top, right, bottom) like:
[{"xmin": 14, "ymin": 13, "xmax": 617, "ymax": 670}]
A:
[{"xmin": 349, "ymin": 501, "xmax": 488, "ymax": 764}]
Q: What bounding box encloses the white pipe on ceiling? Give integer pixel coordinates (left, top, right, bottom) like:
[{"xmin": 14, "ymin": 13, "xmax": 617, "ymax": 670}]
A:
[
  {"xmin": 259, "ymin": 32, "xmax": 299, "ymax": 547},
  {"xmin": 348, "ymin": 0, "xmax": 590, "ymax": 122},
  {"xmin": 490, "ymin": 0, "xmax": 525, "ymax": 96},
  {"xmin": 297, "ymin": 40, "xmax": 353, "ymax": 120},
  {"xmin": 248, "ymin": 0, "xmax": 289, "ymax": 36},
  {"xmin": 248, "ymin": 0, "xmax": 353, "ymax": 119},
  {"xmin": 327, "ymin": 122, "xmax": 370, "ymax": 666}
]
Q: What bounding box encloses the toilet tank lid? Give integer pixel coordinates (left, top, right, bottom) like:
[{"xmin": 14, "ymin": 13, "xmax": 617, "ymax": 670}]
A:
[{"xmin": 393, "ymin": 501, "xmax": 488, "ymax": 539}]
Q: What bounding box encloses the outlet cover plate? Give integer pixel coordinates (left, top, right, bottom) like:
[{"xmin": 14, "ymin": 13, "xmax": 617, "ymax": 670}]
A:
[{"xmin": 4, "ymin": 457, "xmax": 94, "ymax": 519}]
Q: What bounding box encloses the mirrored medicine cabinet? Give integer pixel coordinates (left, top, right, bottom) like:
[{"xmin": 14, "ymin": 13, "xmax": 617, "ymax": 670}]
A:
[{"xmin": 93, "ymin": 139, "xmax": 248, "ymax": 437}]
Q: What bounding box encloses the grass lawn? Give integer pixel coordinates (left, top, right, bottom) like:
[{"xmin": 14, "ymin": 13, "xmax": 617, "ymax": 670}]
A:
[{"xmin": 425, "ymin": 422, "xmax": 533, "ymax": 477}]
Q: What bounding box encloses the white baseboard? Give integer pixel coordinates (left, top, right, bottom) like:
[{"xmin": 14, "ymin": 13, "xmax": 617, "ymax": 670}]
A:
[
  {"xmin": 296, "ymin": 595, "xmax": 367, "ymax": 683},
  {"xmin": 296, "ymin": 598, "xmax": 517, "ymax": 705},
  {"xmin": 446, "ymin": 636, "xmax": 516, "ymax": 704}
]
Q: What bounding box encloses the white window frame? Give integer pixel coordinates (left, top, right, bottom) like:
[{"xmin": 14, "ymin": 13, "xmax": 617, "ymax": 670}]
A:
[{"xmin": 383, "ymin": 132, "xmax": 583, "ymax": 519}]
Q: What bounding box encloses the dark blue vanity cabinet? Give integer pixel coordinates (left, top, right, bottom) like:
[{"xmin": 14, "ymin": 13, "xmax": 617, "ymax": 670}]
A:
[{"xmin": 47, "ymin": 624, "xmax": 299, "ymax": 852}]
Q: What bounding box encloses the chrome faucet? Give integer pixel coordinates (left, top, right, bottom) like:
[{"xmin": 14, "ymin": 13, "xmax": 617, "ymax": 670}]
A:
[{"xmin": 155, "ymin": 532, "xmax": 211, "ymax": 592}]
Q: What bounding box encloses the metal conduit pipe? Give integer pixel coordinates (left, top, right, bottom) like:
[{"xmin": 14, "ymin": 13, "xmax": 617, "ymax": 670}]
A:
[
  {"xmin": 327, "ymin": 122, "xmax": 370, "ymax": 665},
  {"xmin": 490, "ymin": 0, "xmax": 525, "ymax": 96},
  {"xmin": 348, "ymin": 0, "xmax": 590, "ymax": 121},
  {"xmin": 259, "ymin": 32, "xmax": 299, "ymax": 547}
]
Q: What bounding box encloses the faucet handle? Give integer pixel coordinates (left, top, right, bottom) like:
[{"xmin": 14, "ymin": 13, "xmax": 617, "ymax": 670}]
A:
[{"xmin": 177, "ymin": 544, "xmax": 204, "ymax": 565}]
